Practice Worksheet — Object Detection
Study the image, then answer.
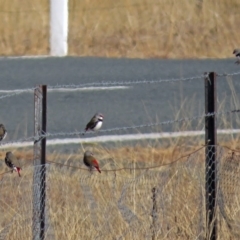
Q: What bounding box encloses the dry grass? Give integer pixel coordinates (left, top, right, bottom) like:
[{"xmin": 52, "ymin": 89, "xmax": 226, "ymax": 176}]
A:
[
  {"xmin": 0, "ymin": 0, "xmax": 239, "ymax": 58},
  {"xmin": 0, "ymin": 0, "xmax": 49, "ymax": 55},
  {"xmin": 0, "ymin": 140, "xmax": 240, "ymax": 239}
]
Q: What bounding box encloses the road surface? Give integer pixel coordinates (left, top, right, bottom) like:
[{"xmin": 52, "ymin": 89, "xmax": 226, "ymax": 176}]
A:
[{"xmin": 0, "ymin": 56, "xmax": 239, "ymax": 144}]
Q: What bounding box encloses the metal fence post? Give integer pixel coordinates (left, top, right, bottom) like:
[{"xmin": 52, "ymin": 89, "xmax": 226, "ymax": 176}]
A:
[
  {"xmin": 151, "ymin": 187, "xmax": 157, "ymax": 240},
  {"xmin": 32, "ymin": 85, "xmax": 47, "ymax": 240},
  {"xmin": 205, "ymin": 72, "xmax": 217, "ymax": 240}
]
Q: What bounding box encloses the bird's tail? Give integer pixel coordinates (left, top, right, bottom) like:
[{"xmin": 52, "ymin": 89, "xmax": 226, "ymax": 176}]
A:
[
  {"xmin": 95, "ymin": 166, "xmax": 101, "ymax": 173},
  {"xmin": 14, "ymin": 167, "xmax": 21, "ymax": 177},
  {"xmin": 92, "ymin": 160, "xmax": 101, "ymax": 173}
]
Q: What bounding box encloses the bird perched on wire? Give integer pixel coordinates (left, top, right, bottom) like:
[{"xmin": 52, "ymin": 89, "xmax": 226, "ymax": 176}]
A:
[
  {"xmin": 83, "ymin": 113, "xmax": 104, "ymax": 135},
  {"xmin": 233, "ymin": 49, "xmax": 240, "ymax": 64},
  {"xmin": 0, "ymin": 124, "xmax": 7, "ymax": 141},
  {"xmin": 5, "ymin": 152, "xmax": 22, "ymax": 177},
  {"xmin": 83, "ymin": 151, "xmax": 101, "ymax": 173}
]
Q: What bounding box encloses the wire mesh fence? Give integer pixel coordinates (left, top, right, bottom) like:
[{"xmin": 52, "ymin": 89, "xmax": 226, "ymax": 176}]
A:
[
  {"xmin": 0, "ymin": 146, "xmax": 240, "ymax": 239},
  {"xmin": 0, "ymin": 69, "xmax": 239, "ymax": 240}
]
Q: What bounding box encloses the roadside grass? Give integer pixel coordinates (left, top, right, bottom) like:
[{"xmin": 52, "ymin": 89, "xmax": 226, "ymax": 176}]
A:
[
  {"xmin": 0, "ymin": 0, "xmax": 239, "ymax": 58},
  {"xmin": 0, "ymin": 137, "xmax": 239, "ymax": 239}
]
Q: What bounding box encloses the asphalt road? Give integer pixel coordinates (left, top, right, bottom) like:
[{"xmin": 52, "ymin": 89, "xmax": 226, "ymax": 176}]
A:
[{"xmin": 0, "ymin": 56, "xmax": 239, "ymax": 142}]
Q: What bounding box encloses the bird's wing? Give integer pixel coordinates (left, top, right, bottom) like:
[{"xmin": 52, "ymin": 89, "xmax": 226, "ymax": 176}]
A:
[
  {"xmin": 92, "ymin": 159, "xmax": 99, "ymax": 167},
  {"xmin": 85, "ymin": 117, "xmax": 98, "ymax": 130},
  {"xmin": 5, "ymin": 156, "xmax": 13, "ymax": 168},
  {"xmin": 83, "ymin": 156, "xmax": 91, "ymax": 167}
]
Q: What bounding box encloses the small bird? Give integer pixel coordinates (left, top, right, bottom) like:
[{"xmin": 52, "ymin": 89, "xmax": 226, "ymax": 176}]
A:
[
  {"xmin": 5, "ymin": 152, "xmax": 21, "ymax": 177},
  {"xmin": 83, "ymin": 151, "xmax": 101, "ymax": 173},
  {"xmin": 84, "ymin": 113, "xmax": 104, "ymax": 134},
  {"xmin": 233, "ymin": 49, "xmax": 240, "ymax": 64},
  {"xmin": 0, "ymin": 124, "xmax": 7, "ymax": 141}
]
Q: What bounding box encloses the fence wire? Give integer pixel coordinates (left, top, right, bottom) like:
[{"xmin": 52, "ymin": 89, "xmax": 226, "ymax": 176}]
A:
[
  {"xmin": 0, "ymin": 146, "xmax": 240, "ymax": 239},
  {"xmin": 217, "ymin": 71, "xmax": 240, "ymax": 77},
  {"xmin": 0, "ymin": 70, "xmax": 239, "ymax": 239},
  {"xmin": 0, "ymin": 69, "xmax": 239, "ymax": 101},
  {"xmin": 0, "ymin": 108, "xmax": 238, "ymax": 148}
]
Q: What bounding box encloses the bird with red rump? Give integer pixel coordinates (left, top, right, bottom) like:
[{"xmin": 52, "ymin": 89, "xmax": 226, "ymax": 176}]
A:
[{"xmin": 83, "ymin": 151, "xmax": 101, "ymax": 173}]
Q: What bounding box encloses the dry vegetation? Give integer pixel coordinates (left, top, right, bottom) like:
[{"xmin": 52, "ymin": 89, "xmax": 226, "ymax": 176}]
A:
[
  {"xmin": 0, "ymin": 138, "xmax": 240, "ymax": 239},
  {"xmin": 0, "ymin": 1, "xmax": 239, "ymax": 238},
  {"xmin": 0, "ymin": 0, "xmax": 239, "ymax": 58},
  {"xmin": 0, "ymin": 78, "xmax": 239, "ymax": 238}
]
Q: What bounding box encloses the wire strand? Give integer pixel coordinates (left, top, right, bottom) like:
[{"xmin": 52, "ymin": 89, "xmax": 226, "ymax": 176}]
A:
[
  {"xmin": 0, "ymin": 70, "xmax": 239, "ymax": 100},
  {"xmin": 46, "ymin": 146, "xmax": 205, "ymax": 172},
  {"xmin": 217, "ymin": 71, "xmax": 240, "ymax": 77},
  {"xmin": 0, "ymin": 88, "xmax": 36, "ymax": 100},
  {"xmin": 48, "ymin": 74, "xmax": 204, "ymax": 90},
  {"xmin": 0, "ymin": 109, "xmax": 239, "ymax": 147},
  {"xmin": 1, "ymin": 145, "xmax": 240, "ymax": 177},
  {"xmin": 33, "ymin": 109, "xmax": 240, "ymax": 139}
]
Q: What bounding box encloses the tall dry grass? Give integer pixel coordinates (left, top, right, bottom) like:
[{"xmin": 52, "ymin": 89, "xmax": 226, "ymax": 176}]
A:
[
  {"xmin": 0, "ymin": 142, "xmax": 240, "ymax": 239},
  {"xmin": 0, "ymin": 0, "xmax": 239, "ymax": 57},
  {"xmin": 0, "ymin": 0, "xmax": 49, "ymax": 55}
]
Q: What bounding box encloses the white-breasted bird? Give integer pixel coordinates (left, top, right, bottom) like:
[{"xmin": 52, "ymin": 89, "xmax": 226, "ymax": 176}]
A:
[
  {"xmin": 84, "ymin": 113, "xmax": 104, "ymax": 134},
  {"xmin": 233, "ymin": 49, "xmax": 240, "ymax": 64},
  {"xmin": 5, "ymin": 152, "xmax": 21, "ymax": 177},
  {"xmin": 83, "ymin": 151, "xmax": 101, "ymax": 173},
  {"xmin": 0, "ymin": 124, "xmax": 7, "ymax": 141}
]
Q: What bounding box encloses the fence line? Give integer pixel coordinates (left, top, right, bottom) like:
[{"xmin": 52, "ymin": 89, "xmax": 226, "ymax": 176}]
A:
[
  {"xmin": 0, "ymin": 74, "xmax": 205, "ymax": 100},
  {"xmin": 48, "ymin": 74, "xmax": 204, "ymax": 89},
  {"xmin": 0, "ymin": 109, "xmax": 238, "ymax": 148},
  {"xmin": 0, "ymin": 70, "xmax": 238, "ymax": 239},
  {"xmin": 0, "ymin": 87, "xmax": 36, "ymax": 100},
  {"xmin": 31, "ymin": 108, "xmax": 240, "ymax": 139},
  {"xmin": 48, "ymin": 146, "xmax": 205, "ymax": 172},
  {"xmin": 216, "ymin": 71, "xmax": 240, "ymax": 77},
  {"xmin": 0, "ymin": 144, "xmax": 238, "ymax": 178},
  {"xmin": 0, "ymin": 70, "xmax": 239, "ymax": 100},
  {"xmin": 0, "ymin": 88, "xmax": 37, "ymax": 93},
  {"xmin": 0, "ymin": 67, "xmax": 238, "ymax": 239},
  {"xmin": 0, "ymin": 146, "xmax": 237, "ymax": 178},
  {"xmin": 0, "ymin": 146, "xmax": 205, "ymax": 178}
]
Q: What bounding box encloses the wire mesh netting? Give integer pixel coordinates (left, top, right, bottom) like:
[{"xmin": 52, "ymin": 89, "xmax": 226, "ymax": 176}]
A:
[
  {"xmin": 217, "ymin": 150, "xmax": 240, "ymax": 239},
  {"xmin": 0, "ymin": 146, "xmax": 239, "ymax": 239},
  {"xmin": 0, "ymin": 72, "xmax": 239, "ymax": 240}
]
